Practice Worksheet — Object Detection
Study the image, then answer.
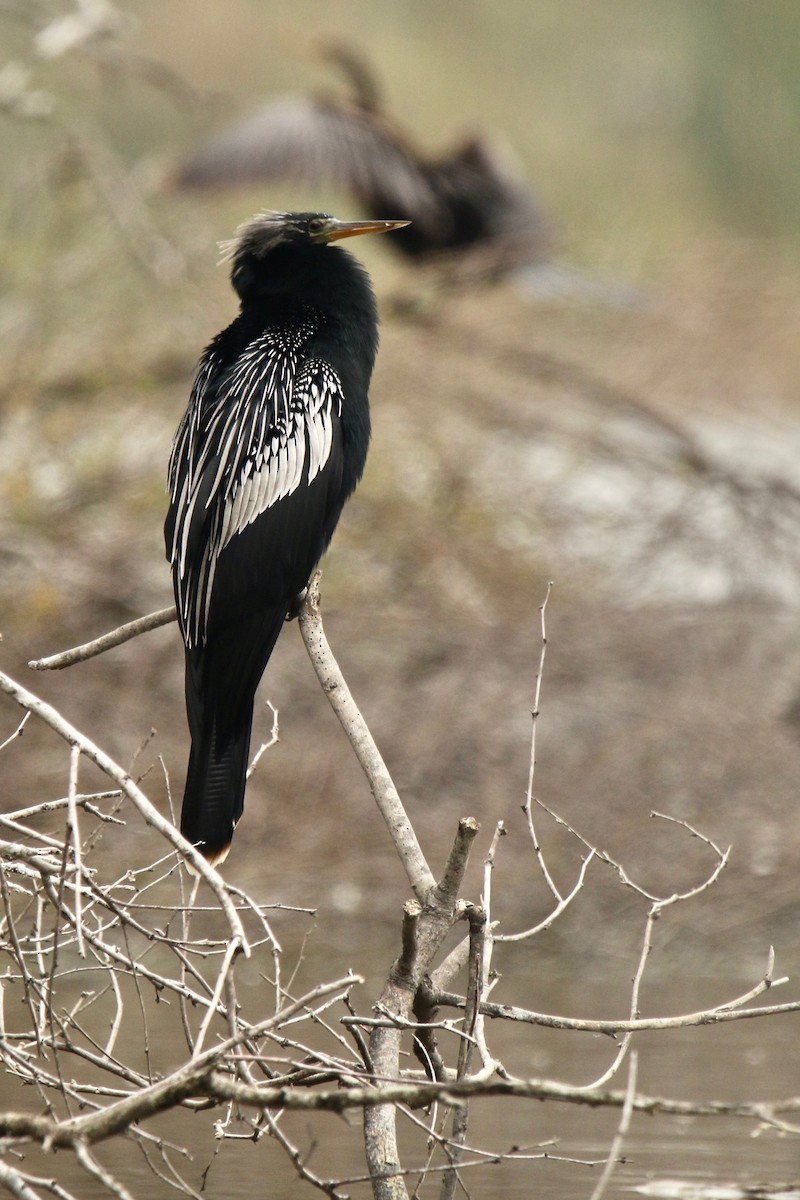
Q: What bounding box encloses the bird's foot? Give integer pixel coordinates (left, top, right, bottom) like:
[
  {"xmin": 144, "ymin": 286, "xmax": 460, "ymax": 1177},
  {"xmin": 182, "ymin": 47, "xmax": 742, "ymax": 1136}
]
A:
[{"xmin": 285, "ymin": 589, "xmax": 308, "ymax": 621}]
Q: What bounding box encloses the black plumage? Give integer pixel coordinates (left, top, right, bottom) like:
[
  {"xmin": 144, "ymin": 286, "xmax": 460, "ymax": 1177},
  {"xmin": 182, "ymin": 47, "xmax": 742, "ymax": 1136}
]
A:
[
  {"xmin": 165, "ymin": 210, "xmax": 408, "ymax": 864},
  {"xmin": 177, "ymin": 47, "xmax": 552, "ymax": 267}
]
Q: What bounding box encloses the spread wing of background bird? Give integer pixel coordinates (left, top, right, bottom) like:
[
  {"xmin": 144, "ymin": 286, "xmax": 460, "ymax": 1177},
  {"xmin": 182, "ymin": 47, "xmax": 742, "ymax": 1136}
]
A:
[{"xmin": 178, "ymin": 96, "xmax": 448, "ymax": 242}]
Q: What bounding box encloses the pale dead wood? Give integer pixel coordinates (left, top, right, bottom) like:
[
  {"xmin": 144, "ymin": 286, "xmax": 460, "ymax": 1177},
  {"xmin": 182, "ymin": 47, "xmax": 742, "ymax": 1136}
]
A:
[
  {"xmin": 363, "ymin": 817, "xmax": 480, "ymax": 1200},
  {"xmin": 0, "ymin": 975, "xmax": 359, "ymax": 1149},
  {"xmin": 431, "ymin": 987, "xmax": 800, "ymax": 1032},
  {"xmin": 0, "ymin": 667, "xmax": 250, "ymax": 954},
  {"xmin": 298, "ymin": 573, "xmax": 436, "ymax": 902},
  {"xmin": 173, "ymin": 1072, "xmax": 800, "ymax": 1122},
  {"xmin": 28, "ymin": 606, "xmax": 178, "ymax": 671},
  {"xmin": 522, "ymin": 582, "xmax": 560, "ymax": 898},
  {"xmin": 587, "ymin": 1051, "xmax": 638, "ymax": 1200}
]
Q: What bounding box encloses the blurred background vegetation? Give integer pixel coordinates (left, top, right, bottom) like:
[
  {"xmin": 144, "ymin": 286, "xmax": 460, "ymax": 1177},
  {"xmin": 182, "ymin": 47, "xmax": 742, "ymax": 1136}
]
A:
[{"xmin": 2, "ymin": 0, "xmax": 800, "ymax": 977}]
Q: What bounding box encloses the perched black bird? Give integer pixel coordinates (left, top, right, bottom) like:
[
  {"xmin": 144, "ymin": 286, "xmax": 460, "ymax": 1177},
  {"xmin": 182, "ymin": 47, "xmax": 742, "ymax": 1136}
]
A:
[
  {"xmin": 165, "ymin": 210, "xmax": 408, "ymax": 864},
  {"xmin": 177, "ymin": 46, "xmax": 552, "ymax": 268}
]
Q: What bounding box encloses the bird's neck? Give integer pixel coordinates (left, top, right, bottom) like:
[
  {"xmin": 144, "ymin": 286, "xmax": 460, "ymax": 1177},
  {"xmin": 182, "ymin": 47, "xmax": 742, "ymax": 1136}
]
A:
[
  {"xmin": 231, "ymin": 246, "xmax": 379, "ymax": 399},
  {"xmin": 232, "ymin": 244, "xmax": 376, "ymax": 330}
]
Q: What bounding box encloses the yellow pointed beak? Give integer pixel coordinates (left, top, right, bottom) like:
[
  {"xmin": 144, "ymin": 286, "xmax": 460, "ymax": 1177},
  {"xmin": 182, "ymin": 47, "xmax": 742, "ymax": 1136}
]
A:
[{"xmin": 313, "ymin": 218, "xmax": 411, "ymax": 243}]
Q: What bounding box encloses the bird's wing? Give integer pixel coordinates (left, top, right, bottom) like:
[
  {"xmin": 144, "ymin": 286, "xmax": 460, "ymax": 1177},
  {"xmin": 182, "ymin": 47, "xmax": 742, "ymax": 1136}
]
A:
[
  {"xmin": 177, "ymin": 96, "xmax": 444, "ymax": 234},
  {"xmin": 166, "ymin": 331, "xmax": 344, "ymax": 649}
]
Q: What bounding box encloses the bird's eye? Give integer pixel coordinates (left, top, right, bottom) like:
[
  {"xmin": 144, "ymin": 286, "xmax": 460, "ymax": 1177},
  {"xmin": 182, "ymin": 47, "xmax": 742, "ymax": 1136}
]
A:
[{"xmin": 307, "ymin": 217, "xmax": 327, "ymax": 236}]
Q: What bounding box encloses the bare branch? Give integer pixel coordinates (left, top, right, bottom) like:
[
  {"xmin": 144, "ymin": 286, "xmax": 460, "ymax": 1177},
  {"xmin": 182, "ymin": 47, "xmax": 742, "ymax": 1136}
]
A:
[
  {"xmin": 495, "ymin": 848, "xmax": 595, "ymax": 943},
  {"xmin": 431, "ymin": 818, "xmax": 480, "ymax": 912},
  {"xmin": 246, "ymin": 699, "xmax": 279, "ymax": 780},
  {"xmin": 28, "ymin": 607, "xmax": 178, "ymax": 672},
  {"xmin": 0, "ymin": 668, "xmax": 250, "ymax": 953},
  {"xmin": 196, "ymin": 1072, "xmax": 800, "ymax": 1123},
  {"xmin": 433, "ymin": 968, "xmax": 799, "ymax": 1032},
  {"xmin": 0, "ymin": 712, "xmax": 30, "ymax": 752},
  {"xmin": 0, "ymin": 975, "xmax": 360, "ymax": 1149},
  {"xmin": 298, "ymin": 574, "xmax": 436, "ymax": 901},
  {"xmin": 440, "ymin": 903, "xmax": 486, "ymax": 1200},
  {"xmin": 0, "ymin": 1158, "xmax": 45, "ymax": 1200},
  {"xmin": 587, "ymin": 1051, "xmax": 638, "ymax": 1200},
  {"xmin": 363, "ymin": 821, "xmax": 482, "ymax": 1200},
  {"xmin": 522, "ymin": 582, "xmax": 560, "ymax": 899}
]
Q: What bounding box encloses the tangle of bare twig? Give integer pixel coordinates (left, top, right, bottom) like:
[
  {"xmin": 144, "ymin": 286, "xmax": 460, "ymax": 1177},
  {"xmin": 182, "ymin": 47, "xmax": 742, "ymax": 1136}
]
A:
[{"xmin": 0, "ymin": 580, "xmax": 795, "ymax": 1200}]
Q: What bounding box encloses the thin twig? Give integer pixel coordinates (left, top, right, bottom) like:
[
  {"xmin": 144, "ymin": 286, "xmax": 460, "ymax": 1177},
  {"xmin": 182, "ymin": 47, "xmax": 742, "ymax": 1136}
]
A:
[
  {"xmin": 246, "ymin": 700, "xmax": 279, "ymax": 780},
  {"xmin": 433, "ymin": 965, "xmax": 796, "ymax": 1032},
  {"xmin": 440, "ymin": 903, "xmax": 486, "ymax": 1200},
  {"xmin": 66, "ymin": 745, "xmax": 85, "ymax": 959},
  {"xmin": 0, "ymin": 712, "xmax": 30, "ymax": 753},
  {"xmin": 495, "ymin": 849, "xmax": 595, "ymax": 942},
  {"xmin": 587, "ymin": 1051, "xmax": 637, "ymax": 1200},
  {"xmin": 0, "ymin": 668, "xmax": 250, "ymax": 955},
  {"xmin": 522, "ymin": 584, "xmax": 561, "ymax": 899},
  {"xmin": 28, "ymin": 607, "xmax": 178, "ymax": 672}
]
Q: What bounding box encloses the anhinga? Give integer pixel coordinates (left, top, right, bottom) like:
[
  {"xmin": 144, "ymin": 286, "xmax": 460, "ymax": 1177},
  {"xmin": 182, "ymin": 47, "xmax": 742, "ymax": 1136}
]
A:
[
  {"xmin": 165, "ymin": 210, "xmax": 408, "ymax": 864},
  {"xmin": 176, "ymin": 45, "xmax": 552, "ymax": 268}
]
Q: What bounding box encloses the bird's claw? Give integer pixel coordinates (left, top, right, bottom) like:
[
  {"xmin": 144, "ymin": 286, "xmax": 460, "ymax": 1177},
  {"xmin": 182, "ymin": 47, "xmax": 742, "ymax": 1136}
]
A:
[{"xmin": 285, "ymin": 589, "xmax": 308, "ymax": 621}]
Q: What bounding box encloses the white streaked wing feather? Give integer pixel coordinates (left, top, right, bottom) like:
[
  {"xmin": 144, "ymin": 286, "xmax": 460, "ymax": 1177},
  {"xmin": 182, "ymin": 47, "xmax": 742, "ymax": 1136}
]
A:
[
  {"xmin": 306, "ymin": 409, "xmax": 323, "ymax": 479},
  {"xmin": 168, "ymin": 327, "xmax": 344, "ymax": 646}
]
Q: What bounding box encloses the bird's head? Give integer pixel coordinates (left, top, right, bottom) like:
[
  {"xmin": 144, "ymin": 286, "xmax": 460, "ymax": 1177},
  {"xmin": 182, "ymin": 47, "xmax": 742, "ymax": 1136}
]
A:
[{"xmin": 221, "ymin": 210, "xmax": 409, "ymax": 303}]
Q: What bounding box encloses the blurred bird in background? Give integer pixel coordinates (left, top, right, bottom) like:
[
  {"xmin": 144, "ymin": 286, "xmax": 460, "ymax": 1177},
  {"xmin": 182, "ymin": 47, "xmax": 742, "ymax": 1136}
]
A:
[
  {"xmin": 177, "ymin": 43, "xmax": 555, "ymax": 275},
  {"xmin": 165, "ymin": 210, "xmax": 408, "ymax": 864},
  {"xmin": 176, "ymin": 44, "xmax": 647, "ymax": 306}
]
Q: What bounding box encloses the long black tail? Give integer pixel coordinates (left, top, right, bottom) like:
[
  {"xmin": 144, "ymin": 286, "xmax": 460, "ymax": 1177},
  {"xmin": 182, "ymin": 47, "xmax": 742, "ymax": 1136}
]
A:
[
  {"xmin": 179, "ymin": 608, "xmax": 285, "ymax": 864},
  {"xmin": 180, "ymin": 699, "xmax": 254, "ymax": 864}
]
